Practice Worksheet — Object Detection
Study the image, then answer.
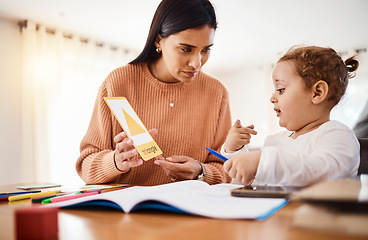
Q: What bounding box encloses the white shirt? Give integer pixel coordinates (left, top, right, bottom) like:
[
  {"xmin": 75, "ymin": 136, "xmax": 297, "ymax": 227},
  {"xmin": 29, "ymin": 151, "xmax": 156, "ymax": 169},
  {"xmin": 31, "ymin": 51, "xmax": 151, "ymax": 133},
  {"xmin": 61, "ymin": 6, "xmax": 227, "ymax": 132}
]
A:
[{"xmin": 222, "ymin": 120, "xmax": 360, "ymax": 186}]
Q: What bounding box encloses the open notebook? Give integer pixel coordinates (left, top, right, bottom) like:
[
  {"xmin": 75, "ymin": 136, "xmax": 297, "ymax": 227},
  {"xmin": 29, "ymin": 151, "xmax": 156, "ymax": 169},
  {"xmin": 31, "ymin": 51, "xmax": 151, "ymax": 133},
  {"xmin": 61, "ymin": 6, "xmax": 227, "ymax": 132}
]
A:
[{"xmin": 46, "ymin": 180, "xmax": 287, "ymax": 220}]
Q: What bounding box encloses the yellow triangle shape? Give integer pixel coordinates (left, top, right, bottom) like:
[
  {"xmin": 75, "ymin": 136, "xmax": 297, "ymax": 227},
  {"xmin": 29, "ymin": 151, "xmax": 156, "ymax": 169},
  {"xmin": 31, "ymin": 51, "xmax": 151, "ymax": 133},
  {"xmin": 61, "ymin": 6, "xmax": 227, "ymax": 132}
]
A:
[{"xmin": 122, "ymin": 109, "xmax": 146, "ymax": 136}]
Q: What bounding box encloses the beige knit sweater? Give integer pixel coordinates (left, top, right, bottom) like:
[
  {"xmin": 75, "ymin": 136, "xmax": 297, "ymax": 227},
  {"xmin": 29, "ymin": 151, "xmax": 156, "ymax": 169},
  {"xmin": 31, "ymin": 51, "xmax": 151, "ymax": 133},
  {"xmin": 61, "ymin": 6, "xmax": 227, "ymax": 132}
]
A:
[{"xmin": 76, "ymin": 63, "xmax": 232, "ymax": 186}]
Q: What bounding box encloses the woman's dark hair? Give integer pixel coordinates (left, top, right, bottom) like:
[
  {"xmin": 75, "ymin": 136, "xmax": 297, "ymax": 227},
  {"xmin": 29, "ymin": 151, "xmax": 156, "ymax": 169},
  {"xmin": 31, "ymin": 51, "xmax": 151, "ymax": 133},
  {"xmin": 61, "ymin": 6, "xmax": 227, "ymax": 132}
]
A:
[
  {"xmin": 278, "ymin": 45, "xmax": 359, "ymax": 105},
  {"xmin": 130, "ymin": 0, "xmax": 217, "ymax": 64}
]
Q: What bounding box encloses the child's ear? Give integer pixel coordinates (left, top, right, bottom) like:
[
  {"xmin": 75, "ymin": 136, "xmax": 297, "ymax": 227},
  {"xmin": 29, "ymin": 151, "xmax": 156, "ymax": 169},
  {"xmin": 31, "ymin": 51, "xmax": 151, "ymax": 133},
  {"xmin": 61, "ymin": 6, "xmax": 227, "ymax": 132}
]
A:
[{"xmin": 311, "ymin": 80, "xmax": 329, "ymax": 104}]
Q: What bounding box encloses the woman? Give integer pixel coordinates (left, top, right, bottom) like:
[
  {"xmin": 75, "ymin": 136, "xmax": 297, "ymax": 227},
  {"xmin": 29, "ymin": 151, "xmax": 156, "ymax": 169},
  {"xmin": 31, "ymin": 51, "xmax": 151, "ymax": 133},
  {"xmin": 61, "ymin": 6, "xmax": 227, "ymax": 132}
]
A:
[{"xmin": 76, "ymin": 0, "xmax": 232, "ymax": 186}]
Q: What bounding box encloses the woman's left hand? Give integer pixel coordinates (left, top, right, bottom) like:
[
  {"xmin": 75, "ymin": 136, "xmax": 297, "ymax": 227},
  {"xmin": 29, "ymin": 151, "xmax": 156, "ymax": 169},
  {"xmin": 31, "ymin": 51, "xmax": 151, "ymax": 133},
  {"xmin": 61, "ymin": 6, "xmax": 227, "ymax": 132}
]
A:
[{"xmin": 154, "ymin": 155, "xmax": 202, "ymax": 181}]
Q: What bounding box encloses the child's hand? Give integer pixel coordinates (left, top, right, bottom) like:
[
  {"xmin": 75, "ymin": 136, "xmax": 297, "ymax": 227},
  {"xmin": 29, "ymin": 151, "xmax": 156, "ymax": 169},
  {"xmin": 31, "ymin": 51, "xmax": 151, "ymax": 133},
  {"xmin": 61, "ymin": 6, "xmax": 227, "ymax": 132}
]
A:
[
  {"xmin": 224, "ymin": 120, "xmax": 257, "ymax": 153},
  {"xmin": 223, "ymin": 151, "xmax": 261, "ymax": 185}
]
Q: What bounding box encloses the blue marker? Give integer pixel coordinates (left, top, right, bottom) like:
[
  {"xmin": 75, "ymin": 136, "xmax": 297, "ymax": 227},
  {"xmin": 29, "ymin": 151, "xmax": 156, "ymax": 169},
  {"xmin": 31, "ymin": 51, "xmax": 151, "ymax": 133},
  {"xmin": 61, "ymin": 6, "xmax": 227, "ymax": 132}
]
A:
[
  {"xmin": 206, "ymin": 148, "xmax": 228, "ymax": 161},
  {"xmin": 0, "ymin": 190, "xmax": 41, "ymax": 197}
]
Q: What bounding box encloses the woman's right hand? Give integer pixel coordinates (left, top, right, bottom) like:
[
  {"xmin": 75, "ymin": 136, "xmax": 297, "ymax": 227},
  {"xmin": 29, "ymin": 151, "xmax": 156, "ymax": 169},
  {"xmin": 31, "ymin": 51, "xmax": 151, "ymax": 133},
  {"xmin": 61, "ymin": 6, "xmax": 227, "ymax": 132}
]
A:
[{"xmin": 113, "ymin": 128, "xmax": 158, "ymax": 172}]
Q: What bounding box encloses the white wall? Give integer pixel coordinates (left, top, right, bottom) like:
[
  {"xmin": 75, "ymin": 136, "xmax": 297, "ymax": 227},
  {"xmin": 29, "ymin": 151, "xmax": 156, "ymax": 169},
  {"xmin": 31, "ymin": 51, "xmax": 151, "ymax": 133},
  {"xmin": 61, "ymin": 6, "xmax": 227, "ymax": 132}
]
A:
[
  {"xmin": 206, "ymin": 65, "xmax": 281, "ymax": 149},
  {"xmin": 0, "ymin": 18, "xmax": 23, "ymax": 185}
]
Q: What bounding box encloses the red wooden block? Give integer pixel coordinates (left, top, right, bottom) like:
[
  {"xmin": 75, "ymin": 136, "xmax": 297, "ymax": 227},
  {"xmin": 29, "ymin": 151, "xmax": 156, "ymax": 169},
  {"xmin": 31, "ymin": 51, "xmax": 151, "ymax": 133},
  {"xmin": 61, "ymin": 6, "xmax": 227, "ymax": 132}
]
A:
[{"xmin": 15, "ymin": 206, "xmax": 58, "ymax": 240}]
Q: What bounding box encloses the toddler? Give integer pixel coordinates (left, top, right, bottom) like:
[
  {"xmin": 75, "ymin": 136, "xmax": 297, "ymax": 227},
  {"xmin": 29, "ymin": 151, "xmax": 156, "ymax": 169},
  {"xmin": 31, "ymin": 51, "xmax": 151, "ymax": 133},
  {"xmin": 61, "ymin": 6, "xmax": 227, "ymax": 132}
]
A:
[{"xmin": 222, "ymin": 45, "xmax": 360, "ymax": 186}]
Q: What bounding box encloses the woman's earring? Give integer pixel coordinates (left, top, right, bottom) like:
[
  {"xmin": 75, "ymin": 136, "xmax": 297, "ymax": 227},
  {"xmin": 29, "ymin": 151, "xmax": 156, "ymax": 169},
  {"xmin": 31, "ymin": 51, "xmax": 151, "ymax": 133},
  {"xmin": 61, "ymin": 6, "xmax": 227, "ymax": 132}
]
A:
[{"xmin": 156, "ymin": 48, "xmax": 161, "ymax": 53}]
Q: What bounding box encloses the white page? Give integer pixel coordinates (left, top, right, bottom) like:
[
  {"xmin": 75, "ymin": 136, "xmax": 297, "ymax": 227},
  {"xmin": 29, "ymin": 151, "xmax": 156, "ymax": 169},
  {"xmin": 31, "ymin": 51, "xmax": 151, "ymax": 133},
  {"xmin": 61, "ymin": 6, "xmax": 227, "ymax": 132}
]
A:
[{"xmin": 47, "ymin": 180, "xmax": 286, "ymax": 219}]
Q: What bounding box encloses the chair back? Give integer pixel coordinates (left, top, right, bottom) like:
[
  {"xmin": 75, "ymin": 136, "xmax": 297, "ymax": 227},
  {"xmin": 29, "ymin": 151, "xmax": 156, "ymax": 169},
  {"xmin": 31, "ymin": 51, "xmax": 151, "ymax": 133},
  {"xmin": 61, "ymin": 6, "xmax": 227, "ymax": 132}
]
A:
[{"xmin": 358, "ymin": 138, "xmax": 368, "ymax": 175}]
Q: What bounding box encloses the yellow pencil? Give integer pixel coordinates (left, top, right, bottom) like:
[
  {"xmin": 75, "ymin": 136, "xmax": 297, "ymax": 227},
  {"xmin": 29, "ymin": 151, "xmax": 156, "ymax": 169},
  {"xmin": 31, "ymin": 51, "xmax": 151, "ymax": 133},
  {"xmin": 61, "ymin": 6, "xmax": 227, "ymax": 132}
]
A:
[{"xmin": 8, "ymin": 190, "xmax": 61, "ymax": 202}]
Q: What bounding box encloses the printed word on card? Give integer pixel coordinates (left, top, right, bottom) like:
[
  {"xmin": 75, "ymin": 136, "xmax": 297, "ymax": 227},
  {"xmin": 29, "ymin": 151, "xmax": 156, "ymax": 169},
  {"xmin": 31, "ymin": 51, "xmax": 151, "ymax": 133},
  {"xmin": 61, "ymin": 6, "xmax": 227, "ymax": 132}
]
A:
[{"xmin": 104, "ymin": 97, "xmax": 162, "ymax": 160}]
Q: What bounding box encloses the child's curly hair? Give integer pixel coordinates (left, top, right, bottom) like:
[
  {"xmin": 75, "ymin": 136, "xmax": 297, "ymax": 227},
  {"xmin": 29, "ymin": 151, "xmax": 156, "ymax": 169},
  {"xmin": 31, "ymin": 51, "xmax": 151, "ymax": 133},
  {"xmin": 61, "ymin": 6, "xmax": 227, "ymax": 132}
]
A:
[{"xmin": 278, "ymin": 45, "xmax": 359, "ymax": 105}]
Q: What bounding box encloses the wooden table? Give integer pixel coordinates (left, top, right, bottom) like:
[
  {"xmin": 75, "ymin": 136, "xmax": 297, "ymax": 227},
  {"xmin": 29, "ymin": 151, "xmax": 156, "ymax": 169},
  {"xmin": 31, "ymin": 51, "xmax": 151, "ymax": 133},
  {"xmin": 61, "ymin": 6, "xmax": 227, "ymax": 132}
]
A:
[{"xmin": 1, "ymin": 183, "xmax": 367, "ymax": 240}]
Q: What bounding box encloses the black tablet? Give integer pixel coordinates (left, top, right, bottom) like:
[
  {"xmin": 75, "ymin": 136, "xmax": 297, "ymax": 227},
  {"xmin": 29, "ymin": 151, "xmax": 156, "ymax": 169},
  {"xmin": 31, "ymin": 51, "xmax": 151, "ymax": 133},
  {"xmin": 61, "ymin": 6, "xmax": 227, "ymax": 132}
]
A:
[{"xmin": 231, "ymin": 185, "xmax": 304, "ymax": 198}]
